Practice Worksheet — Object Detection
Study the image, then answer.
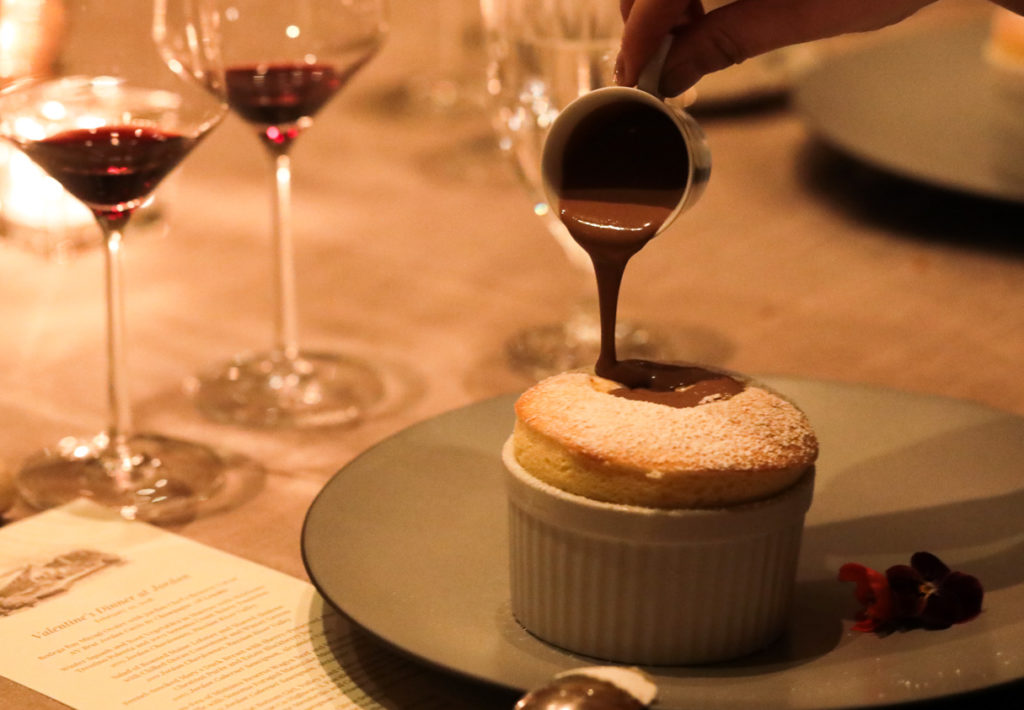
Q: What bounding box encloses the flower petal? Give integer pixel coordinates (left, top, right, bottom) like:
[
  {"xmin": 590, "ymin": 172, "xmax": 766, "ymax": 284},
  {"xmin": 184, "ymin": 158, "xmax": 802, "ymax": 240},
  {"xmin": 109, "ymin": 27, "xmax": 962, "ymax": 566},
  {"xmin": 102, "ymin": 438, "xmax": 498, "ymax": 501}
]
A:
[
  {"xmin": 886, "ymin": 564, "xmax": 927, "ymax": 619},
  {"xmin": 851, "ymin": 617, "xmax": 883, "ymax": 633},
  {"xmin": 921, "ymin": 571, "xmax": 984, "ymax": 628},
  {"xmin": 839, "ymin": 563, "xmax": 871, "ymax": 603},
  {"xmin": 910, "ymin": 551, "xmax": 951, "ymax": 582},
  {"xmin": 839, "ymin": 562, "xmax": 893, "ymax": 628}
]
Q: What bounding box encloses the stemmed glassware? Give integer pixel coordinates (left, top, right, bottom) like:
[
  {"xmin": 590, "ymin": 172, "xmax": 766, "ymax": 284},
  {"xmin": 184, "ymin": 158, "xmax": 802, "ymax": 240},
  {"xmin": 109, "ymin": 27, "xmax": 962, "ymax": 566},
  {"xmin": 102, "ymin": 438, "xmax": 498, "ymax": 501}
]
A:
[
  {"xmin": 0, "ymin": 0, "xmax": 228, "ymax": 522},
  {"xmin": 480, "ymin": 0, "xmax": 663, "ymax": 379},
  {"xmin": 185, "ymin": 0, "xmax": 389, "ymax": 428},
  {"xmin": 410, "ymin": 0, "xmax": 485, "ymax": 114}
]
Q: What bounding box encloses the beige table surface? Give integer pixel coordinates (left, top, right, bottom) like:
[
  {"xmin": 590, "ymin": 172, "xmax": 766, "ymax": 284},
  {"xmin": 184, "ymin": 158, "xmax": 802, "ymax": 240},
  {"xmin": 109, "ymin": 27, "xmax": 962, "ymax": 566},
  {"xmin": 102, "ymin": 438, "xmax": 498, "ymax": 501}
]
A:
[{"xmin": 1, "ymin": 1, "xmax": 1022, "ymax": 707}]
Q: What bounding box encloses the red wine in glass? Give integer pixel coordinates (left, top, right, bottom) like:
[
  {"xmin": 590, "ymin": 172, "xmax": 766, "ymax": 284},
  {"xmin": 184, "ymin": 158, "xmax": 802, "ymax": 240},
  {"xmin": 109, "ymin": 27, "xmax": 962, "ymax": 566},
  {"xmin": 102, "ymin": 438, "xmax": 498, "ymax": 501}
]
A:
[
  {"xmin": 21, "ymin": 126, "xmax": 193, "ymax": 213},
  {"xmin": 225, "ymin": 62, "xmax": 365, "ymax": 145}
]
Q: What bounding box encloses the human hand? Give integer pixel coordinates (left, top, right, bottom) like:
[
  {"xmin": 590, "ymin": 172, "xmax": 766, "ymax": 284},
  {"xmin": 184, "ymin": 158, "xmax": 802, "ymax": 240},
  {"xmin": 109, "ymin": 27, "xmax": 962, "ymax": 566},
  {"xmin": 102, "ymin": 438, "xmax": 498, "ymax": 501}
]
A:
[{"xmin": 616, "ymin": 0, "xmax": 943, "ymax": 97}]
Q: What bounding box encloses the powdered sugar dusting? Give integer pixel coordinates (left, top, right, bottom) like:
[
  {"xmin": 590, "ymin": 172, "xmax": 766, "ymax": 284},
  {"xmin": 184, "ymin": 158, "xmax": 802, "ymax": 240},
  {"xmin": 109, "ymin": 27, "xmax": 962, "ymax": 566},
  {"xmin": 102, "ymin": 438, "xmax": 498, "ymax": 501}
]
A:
[{"xmin": 515, "ymin": 372, "xmax": 818, "ymax": 473}]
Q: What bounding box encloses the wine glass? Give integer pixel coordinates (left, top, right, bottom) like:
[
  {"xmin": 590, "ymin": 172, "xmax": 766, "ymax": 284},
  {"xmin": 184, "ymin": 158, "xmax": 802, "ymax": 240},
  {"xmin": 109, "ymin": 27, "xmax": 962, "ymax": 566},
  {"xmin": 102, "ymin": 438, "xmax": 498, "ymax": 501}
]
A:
[
  {"xmin": 185, "ymin": 0, "xmax": 389, "ymax": 428},
  {"xmin": 408, "ymin": 0, "xmax": 486, "ymax": 115},
  {"xmin": 480, "ymin": 0, "xmax": 664, "ymax": 379},
  {"xmin": 0, "ymin": 0, "xmax": 229, "ymax": 522}
]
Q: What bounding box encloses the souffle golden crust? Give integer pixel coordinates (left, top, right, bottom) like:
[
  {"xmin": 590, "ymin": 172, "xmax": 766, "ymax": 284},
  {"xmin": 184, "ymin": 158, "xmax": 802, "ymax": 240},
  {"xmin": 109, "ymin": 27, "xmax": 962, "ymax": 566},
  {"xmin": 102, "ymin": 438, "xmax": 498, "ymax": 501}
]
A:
[{"xmin": 512, "ymin": 371, "xmax": 818, "ymax": 508}]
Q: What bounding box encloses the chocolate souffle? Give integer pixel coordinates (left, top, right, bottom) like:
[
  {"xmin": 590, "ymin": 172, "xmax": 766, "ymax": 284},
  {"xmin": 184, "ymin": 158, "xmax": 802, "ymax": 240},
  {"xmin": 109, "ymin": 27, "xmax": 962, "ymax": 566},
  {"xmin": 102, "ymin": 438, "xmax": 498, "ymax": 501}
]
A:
[{"xmin": 512, "ymin": 369, "xmax": 817, "ymax": 510}]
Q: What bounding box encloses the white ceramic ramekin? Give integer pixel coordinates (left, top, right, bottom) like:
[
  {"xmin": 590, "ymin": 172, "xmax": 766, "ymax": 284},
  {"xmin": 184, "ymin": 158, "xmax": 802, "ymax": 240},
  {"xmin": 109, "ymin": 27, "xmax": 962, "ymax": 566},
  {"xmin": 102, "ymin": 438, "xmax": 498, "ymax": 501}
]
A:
[{"xmin": 503, "ymin": 438, "xmax": 814, "ymax": 665}]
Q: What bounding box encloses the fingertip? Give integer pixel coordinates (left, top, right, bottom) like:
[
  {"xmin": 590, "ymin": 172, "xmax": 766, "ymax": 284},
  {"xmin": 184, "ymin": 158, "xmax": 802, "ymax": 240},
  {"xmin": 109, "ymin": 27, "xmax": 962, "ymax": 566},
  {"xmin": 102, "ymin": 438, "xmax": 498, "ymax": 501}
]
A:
[
  {"xmin": 613, "ymin": 52, "xmax": 627, "ymax": 86},
  {"xmin": 615, "ymin": 46, "xmax": 645, "ymax": 87}
]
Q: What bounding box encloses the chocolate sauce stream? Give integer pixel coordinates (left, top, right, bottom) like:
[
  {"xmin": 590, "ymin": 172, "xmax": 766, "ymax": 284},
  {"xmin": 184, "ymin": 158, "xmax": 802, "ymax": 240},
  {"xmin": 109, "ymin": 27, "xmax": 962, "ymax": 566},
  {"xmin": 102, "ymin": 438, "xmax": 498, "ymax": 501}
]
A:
[{"xmin": 557, "ymin": 101, "xmax": 741, "ymax": 403}]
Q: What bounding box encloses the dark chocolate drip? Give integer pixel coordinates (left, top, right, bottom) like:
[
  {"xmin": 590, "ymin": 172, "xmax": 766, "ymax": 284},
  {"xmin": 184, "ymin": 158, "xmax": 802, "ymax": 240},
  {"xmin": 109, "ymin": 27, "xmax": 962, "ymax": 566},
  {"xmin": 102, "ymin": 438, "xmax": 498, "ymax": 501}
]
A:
[
  {"xmin": 557, "ymin": 101, "xmax": 742, "ymax": 399},
  {"xmin": 575, "ymin": 213, "xmax": 658, "ymax": 386},
  {"xmin": 516, "ymin": 675, "xmax": 647, "ymax": 710},
  {"xmin": 610, "ymin": 374, "xmax": 745, "ymax": 408}
]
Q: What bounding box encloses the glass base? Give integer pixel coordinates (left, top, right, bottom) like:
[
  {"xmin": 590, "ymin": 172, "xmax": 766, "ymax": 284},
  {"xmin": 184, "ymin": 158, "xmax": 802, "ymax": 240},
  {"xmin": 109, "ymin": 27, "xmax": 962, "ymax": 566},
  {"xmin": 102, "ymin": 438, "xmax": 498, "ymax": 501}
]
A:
[
  {"xmin": 505, "ymin": 314, "xmax": 665, "ymax": 381},
  {"xmin": 189, "ymin": 350, "xmax": 385, "ymax": 429},
  {"xmin": 16, "ymin": 432, "xmax": 226, "ymax": 524}
]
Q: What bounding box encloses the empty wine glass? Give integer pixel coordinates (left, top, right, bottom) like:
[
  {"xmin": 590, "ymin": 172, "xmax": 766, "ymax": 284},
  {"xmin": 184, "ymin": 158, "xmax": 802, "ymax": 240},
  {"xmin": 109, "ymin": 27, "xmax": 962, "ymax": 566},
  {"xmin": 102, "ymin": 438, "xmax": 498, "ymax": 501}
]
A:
[
  {"xmin": 407, "ymin": 0, "xmax": 486, "ymax": 114},
  {"xmin": 480, "ymin": 0, "xmax": 664, "ymax": 379},
  {"xmin": 0, "ymin": 0, "xmax": 229, "ymax": 522},
  {"xmin": 183, "ymin": 0, "xmax": 389, "ymax": 428}
]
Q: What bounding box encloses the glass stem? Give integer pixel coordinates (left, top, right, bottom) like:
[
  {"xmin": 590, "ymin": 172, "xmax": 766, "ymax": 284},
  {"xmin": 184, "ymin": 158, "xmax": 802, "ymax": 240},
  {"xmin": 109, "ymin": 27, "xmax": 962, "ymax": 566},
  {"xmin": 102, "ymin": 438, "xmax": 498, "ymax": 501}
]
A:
[
  {"xmin": 98, "ymin": 212, "xmax": 134, "ymax": 463},
  {"xmin": 268, "ymin": 147, "xmax": 299, "ymax": 362}
]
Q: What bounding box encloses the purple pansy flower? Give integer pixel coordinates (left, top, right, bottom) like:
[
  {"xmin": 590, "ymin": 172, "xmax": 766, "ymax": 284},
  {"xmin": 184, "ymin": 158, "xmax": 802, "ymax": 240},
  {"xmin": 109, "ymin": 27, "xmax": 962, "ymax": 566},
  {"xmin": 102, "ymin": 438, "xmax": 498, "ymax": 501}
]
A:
[{"xmin": 839, "ymin": 551, "xmax": 983, "ymax": 632}]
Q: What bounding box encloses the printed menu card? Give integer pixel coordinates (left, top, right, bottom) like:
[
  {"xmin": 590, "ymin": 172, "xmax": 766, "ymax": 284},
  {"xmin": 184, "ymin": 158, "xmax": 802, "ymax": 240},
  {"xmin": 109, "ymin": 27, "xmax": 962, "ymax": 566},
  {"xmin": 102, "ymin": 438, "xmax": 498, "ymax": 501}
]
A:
[{"xmin": 0, "ymin": 500, "xmax": 491, "ymax": 709}]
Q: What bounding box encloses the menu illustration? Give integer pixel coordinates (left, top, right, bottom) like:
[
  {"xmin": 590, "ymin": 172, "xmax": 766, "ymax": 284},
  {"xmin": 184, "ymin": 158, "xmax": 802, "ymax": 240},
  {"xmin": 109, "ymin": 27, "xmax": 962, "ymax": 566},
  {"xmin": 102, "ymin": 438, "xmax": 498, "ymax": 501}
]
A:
[{"xmin": 1, "ymin": 549, "xmax": 124, "ymax": 617}]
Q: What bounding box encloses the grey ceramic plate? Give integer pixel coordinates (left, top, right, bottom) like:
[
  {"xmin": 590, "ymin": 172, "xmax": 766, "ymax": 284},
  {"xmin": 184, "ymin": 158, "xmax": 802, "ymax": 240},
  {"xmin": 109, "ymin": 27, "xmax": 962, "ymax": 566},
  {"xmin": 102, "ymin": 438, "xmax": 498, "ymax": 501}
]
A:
[
  {"xmin": 302, "ymin": 376, "xmax": 1024, "ymax": 709},
  {"xmin": 793, "ymin": 20, "xmax": 1024, "ymax": 202}
]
